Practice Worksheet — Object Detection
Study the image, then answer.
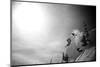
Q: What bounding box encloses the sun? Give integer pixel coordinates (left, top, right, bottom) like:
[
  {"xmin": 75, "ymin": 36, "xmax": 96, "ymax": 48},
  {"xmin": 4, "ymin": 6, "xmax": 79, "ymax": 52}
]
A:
[{"xmin": 13, "ymin": 2, "xmax": 47, "ymax": 35}]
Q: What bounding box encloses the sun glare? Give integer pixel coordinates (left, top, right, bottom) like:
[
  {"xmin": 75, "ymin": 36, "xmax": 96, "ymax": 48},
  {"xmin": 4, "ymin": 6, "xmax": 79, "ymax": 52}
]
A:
[{"xmin": 13, "ymin": 2, "xmax": 47, "ymax": 35}]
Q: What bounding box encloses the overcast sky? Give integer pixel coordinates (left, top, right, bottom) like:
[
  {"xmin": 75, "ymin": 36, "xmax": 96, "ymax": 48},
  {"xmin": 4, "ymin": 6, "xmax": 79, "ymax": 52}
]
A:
[{"xmin": 12, "ymin": 1, "xmax": 96, "ymax": 65}]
